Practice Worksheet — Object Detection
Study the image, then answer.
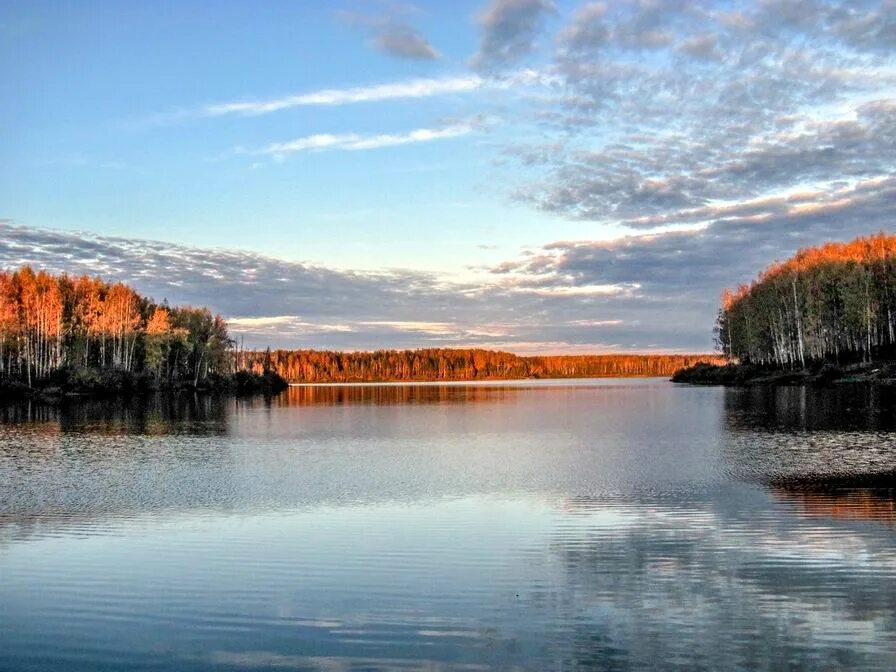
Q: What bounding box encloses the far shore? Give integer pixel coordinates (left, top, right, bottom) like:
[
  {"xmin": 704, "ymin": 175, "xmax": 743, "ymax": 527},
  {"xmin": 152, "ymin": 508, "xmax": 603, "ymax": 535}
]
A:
[
  {"xmin": 0, "ymin": 373, "xmax": 678, "ymax": 405},
  {"xmin": 286, "ymin": 375, "xmax": 673, "ymax": 386},
  {"xmin": 9, "ymin": 363, "xmax": 896, "ymax": 406}
]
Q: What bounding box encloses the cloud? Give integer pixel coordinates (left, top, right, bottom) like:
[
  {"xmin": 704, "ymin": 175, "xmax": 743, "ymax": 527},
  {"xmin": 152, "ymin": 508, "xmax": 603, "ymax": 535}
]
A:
[
  {"xmin": 196, "ymin": 75, "xmax": 483, "ymax": 118},
  {"xmin": 241, "ymin": 122, "xmax": 477, "ymax": 160},
  {"xmin": 829, "ymin": 1, "xmax": 896, "ymax": 52},
  {"xmin": 373, "ymin": 23, "xmax": 440, "ymax": 60},
  {"xmin": 490, "ymin": 176, "xmax": 896, "ymax": 336},
  {"xmin": 677, "ymin": 33, "xmax": 721, "ymax": 60},
  {"xmin": 336, "ymin": 7, "xmax": 440, "ymax": 61},
  {"xmin": 143, "ymin": 67, "xmax": 552, "ymax": 127},
  {"xmin": 226, "ymin": 315, "xmax": 355, "ymax": 334},
  {"xmin": 514, "ymin": 94, "xmax": 896, "ymax": 223},
  {"xmin": 556, "ymin": 2, "xmax": 609, "ymax": 55},
  {"xmin": 470, "ymin": 0, "xmax": 557, "ymax": 71},
  {"xmin": 491, "ymin": 0, "xmax": 896, "ymax": 249}
]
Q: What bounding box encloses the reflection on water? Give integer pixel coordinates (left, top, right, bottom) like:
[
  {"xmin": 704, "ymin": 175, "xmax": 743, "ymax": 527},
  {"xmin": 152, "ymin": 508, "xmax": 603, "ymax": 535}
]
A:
[
  {"xmin": 1, "ymin": 379, "xmax": 895, "ymax": 671},
  {"xmin": 772, "ymin": 486, "xmax": 895, "ymax": 525},
  {"xmin": 0, "ymin": 393, "xmax": 230, "ymax": 435},
  {"xmin": 278, "ymin": 379, "xmax": 649, "ymax": 406},
  {"xmin": 724, "ymin": 384, "xmax": 896, "ymax": 431},
  {"xmin": 721, "ymin": 386, "xmax": 896, "ymax": 486}
]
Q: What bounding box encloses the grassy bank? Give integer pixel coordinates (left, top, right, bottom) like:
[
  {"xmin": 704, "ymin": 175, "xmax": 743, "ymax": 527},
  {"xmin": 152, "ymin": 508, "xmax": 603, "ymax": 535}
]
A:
[
  {"xmin": 0, "ymin": 366, "xmax": 288, "ymax": 403},
  {"xmin": 672, "ymin": 360, "xmax": 896, "ymax": 386}
]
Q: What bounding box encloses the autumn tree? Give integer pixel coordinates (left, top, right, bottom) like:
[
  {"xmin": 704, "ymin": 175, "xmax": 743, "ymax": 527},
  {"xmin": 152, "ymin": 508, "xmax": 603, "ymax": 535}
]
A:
[
  {"xmin": 236, "ymin": 348, "xmax": 723, "ymax": 383},
  {"xmin": 144, "ymin": 307, "xmax": 172, "ymax": 381},
  {"xmin": 717, "ymin": 233, "xmax": 896, "ymax": 367},
  {"xmin": 0, "ymin": 265, "xmax": 238, "ymax": 388},
  {"xmin": 0, "ymin": 272, "xmax": 19, "ymax": 377}
]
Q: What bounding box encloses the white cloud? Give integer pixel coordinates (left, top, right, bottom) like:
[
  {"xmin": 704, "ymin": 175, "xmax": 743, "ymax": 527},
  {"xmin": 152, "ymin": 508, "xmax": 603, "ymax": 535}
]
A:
[
  {"xmin": 201, "ymin": 76, "xmax": 483, "ymax": 117},
  {"xmin": 144, "ymin": 69, "xmax": 550, "ymax": 126},
  {"xmin": 509, "ymin": 283, "xmax": 640, "ymax": 297},
  {"xmin": 567, "ymin": 319, "xmax": 625, "ymax": 327},
  {"xmin": 228, "ymin": 315, "xmax": 357, "ymax": 334},
  {"xmin": 226, "ymin": 315, "xmax": 300, "ymax": 327},
  {"xmin": 244, "ymin": 123, "xmax": 477, "ymax": 159}
]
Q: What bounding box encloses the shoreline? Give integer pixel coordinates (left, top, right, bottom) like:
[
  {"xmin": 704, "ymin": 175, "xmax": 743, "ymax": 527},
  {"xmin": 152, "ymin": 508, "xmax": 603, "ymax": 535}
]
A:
[
  {"xmin": 671, "ymin": 361, "xmax": 896, "ymax": 387},
  {"xmin": 10, "ymin": 366, "xmax": 896, "ymax": 403},
  {"xmin": 0, "ymin": 374, "xmax": 674, "ymax": 404},
  {"xmin": 286, "ymin": 375, "xmax": 671, "ymax": 387},
  {"xmin": 0, "ymin": 369, "xmax": 289, "ymax": 405}
]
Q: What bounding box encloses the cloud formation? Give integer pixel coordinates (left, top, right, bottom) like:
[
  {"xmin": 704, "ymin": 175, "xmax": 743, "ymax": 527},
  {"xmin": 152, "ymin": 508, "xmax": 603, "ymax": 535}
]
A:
[
  {"xmin": 241, "ymin": 122, "xmax": 477, "ymax": 160},
  {"xmin": 336, "ymin": 6, "xmax": 440, "ymax": 60},
  {"xmin": 490, "ymin": 176, "xmax": 896, "ymax": 331},
  {"xmin": 470, "ymin": 0, "xmax": 557, "ymax": 71},
  {"xmin": 499, "ymin": 0, "xmax": 896, "ymax": 229},
  {"xmin": 196, "ymin": 75, "xmax": 483, "ymax": 118},
  {"xmin": 373, "ymin": 23, "xmax": 440, "ymax": 60}
]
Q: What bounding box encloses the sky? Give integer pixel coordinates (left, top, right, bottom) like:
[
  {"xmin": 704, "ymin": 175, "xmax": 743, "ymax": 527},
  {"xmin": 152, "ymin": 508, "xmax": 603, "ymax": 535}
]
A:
[{"xmin": 1, "ymin": 0, "xmax": 894, "ymax": 353}]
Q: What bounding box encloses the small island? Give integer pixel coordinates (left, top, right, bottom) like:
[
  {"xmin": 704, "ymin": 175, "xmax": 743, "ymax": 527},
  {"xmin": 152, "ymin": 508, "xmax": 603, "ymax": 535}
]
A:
[{"xmin": 673, "ymin": 233, "xmax": 896, "ymax": 386}]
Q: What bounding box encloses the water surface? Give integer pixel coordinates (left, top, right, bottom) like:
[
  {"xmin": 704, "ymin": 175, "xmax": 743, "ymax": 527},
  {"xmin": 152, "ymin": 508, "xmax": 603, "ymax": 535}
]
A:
[{"xmin": 2, "ymin": 379, "xmax": 895, "ymax": 670}]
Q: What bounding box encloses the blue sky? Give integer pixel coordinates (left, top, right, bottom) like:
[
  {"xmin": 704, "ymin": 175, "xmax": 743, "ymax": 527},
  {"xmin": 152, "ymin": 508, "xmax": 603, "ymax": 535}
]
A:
[
  {"xmin": 2, "ymin": 1, "xmax": 895, "ymax": 352},
  {"xmin": 1, "ymin": 0, "xmax": 570, "ymax": 272}
]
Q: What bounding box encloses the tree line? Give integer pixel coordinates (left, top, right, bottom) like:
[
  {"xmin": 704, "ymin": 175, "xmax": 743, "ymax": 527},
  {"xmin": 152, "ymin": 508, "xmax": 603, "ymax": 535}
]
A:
[
  {"xmin": 238, "ymin": 348, "xmax": 723, "ymax": 383},
  {"xmin": 717, "ymin": 232, "xmax": 896, "ymax": 367},
  {"xmin": 0, "ymin": 266, "xmax": 231, "ymax": 387},
  {"xmin": 1, "ymin": 264, "xmax": 721, "ymax": 390}
]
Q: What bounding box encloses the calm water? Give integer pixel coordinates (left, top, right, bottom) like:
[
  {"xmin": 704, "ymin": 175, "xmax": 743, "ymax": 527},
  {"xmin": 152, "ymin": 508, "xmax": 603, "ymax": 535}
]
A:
[{"xmin": 1, "ymin": 379, "xmax": 895, "ymax": 671}]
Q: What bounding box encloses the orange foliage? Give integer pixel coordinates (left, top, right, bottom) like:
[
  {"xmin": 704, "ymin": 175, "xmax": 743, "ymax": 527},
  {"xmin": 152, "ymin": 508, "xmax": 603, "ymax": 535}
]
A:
[
  {"xmin": 727, "ymin": 232, "xmax": 896, "ymax": 309},
  {"xmin": 146, "ymin": 307, "xmax": 171, "ymax": 334},
  {"xmin": 241, "ymin": 348, "xmax": 725, "ymax": 383},
  {"xmin": 0, "ymin": 265, "xmax": 233, "ymax": 385}
]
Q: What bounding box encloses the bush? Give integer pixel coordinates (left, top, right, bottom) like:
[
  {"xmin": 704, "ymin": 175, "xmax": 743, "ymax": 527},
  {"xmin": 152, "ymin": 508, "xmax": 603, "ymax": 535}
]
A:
[
  {"xmin": 672, "ymin": 362, "xmax": 737, "ymax": 384},
  {"xmin": 230, "ymin": 370, "xmax": 289, "ymax": 394},
  {"xmin": 42, "ymin": 365, "xmax": 153, "ymax": 395},
  {"xmin": 813, "ymin": 363, "xmax": 844, "ymax": 384},
  {"xmin": 671, "ymin": 362, "xmax": 771, "ymax": 385}
]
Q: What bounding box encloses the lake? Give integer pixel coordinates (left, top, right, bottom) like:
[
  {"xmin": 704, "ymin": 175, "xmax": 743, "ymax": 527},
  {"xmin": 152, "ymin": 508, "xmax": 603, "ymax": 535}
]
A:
[{"xmin": 1, "ymin": 379, "xmax": 895, "ymax": 671}]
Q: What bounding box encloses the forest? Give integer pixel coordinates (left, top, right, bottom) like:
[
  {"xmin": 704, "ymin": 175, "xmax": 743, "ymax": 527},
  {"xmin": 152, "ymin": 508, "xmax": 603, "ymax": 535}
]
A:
[
  {"xmin": 0, "ymin": 264, "xmax": 720, "ymax": 394},
  {"xmin": 237, "ymin": 348, "xmax": 723, "ymax": 383},
  {"xmin": 0, "ymin": 265, "xmax": 280, "ymax": 394},
  {"xmin": 716, "ymin": 233, "xmax": 896, "ymax": 368}
]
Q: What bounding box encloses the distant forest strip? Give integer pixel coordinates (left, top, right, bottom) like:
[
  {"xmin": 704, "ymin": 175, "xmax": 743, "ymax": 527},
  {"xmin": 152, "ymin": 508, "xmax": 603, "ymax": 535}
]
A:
[
  {"xmin": 718, "ymin": 232, "xmax": 896, "ymax": 368},
  {"xmin": 238, "ymin": 349, "xmax": 725, "ymax": 383}
]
